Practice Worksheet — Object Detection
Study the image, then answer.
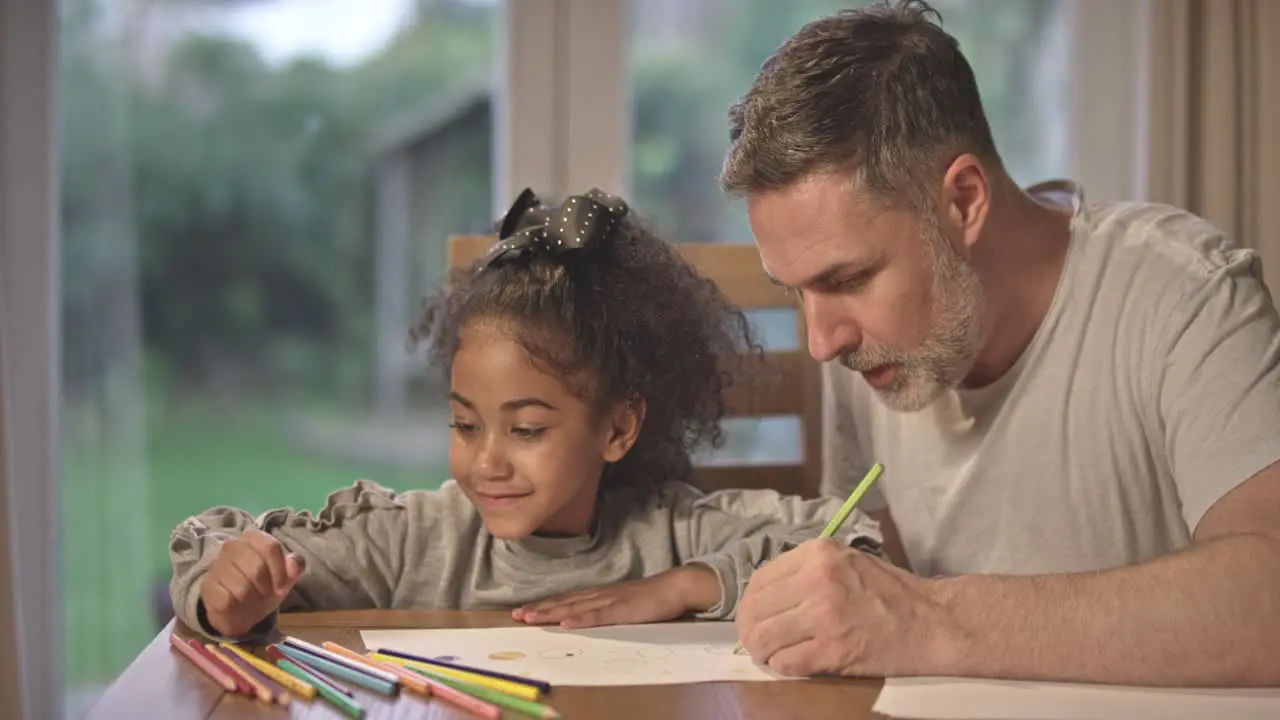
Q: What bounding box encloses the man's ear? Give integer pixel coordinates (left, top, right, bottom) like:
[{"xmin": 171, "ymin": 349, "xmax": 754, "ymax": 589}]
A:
[
  {"xmin": 938, "ymin": 153, "xmax": 991, "ymax": 253},
  {"xmin": 602, "ymin": 397, "xmax": 645, "ymax": 463}
]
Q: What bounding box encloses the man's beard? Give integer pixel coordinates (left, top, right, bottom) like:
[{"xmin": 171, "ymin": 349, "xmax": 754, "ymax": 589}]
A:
[{"xmin": 840, "ymin": 223, "xmax": 985, "ymax": 412}]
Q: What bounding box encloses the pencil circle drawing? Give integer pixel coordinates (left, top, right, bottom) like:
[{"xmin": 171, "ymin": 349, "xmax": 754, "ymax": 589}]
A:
[
  {"xmin": 703, "ymin": 645, "xmax": 734, "ymax": 655},
  {"xmin": 637, "ymin": 647, "xmax": 672, "ymax": 659},
  {"xmin": 538, "ymin": 648, "xmax": 584, "ymax": 659},
  {"xmin": 487, "ymin": 650, "xmax": 526, "ymax": 661}
]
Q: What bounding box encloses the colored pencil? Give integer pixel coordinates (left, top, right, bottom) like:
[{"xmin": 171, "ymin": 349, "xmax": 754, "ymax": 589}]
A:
[
  {"xmin": 282, "ymin": 636, "xmax": 401, "ymax": 687},
  {"xmin": 205, "ymin": 643, "xmax": 277, "ymax": 704},
  {"xmin": 732, "ymin": 462, "xmax": 885, "ymax": 654},
  {"xmin": 276, "ymin": 643, "xmax": 398, "ymax": 697},
  {"xmin": 277, "ymin": 658, "xmax": 365, "ymax": 719},
  {"xmin": 407, "ymin": 664, "xmax": 561, "ymax": 719},
  {"xmin": 220, "ymin": 643, "xmax": 317, "ymax": 701},
  {"xmin": 187, "ymin": 639, "xmax": 252, "ymax": 696},
  {"xmin": 370, "ymin": 652, "xmax": 542, "ymax": 701},
  {"xmin": 169, "ymin": 634, "xmax": 237, "ymax": 692},
  {"xmin": 266, "ymin": 645, "xmax": 353, "ymax": 697},
  {"xmin": 321, "ymin": 642, "xmax": 433, "ymax": 697},
  {"xmin": 373, "ymin": 646, "xmax": 553, "ymax": 693}
]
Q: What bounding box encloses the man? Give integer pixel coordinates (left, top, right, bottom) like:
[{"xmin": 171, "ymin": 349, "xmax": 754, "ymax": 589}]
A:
[{"xmin": 726, "ymin": 0, "xmax": 1280, "ymax": 686}]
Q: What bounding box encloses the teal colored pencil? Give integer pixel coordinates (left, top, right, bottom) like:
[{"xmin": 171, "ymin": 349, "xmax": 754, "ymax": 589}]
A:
[
  {"xmin": 276, "ymin": 643, "xmax": 398, "ymax": 697},
  {"xmin": 406, "ymin": 665, "xmax": 562, "ymax": 719},
  {"xmin": 277, "ymin": 658, "xmax": 365, "ymax": 719}
]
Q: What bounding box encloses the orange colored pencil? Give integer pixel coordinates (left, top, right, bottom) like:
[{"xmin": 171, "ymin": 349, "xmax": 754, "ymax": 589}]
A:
[
  {"xmin": 363, "ymin": 652, "xmax": 503, "ymax": 719},
  {"xmin": 170, "ymin": 634, "xmax": 237, "ymax": 692},
  {"xmin": 206, "ymin": 644, "xmax": 281, "ymax": 705}
]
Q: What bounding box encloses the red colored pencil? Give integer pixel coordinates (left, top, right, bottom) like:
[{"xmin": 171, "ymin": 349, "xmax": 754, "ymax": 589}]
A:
[
  {"xmin": 169, "ymin": 634, "xmax": 237, "ymax": 692},
  {"xmin": 208, "ymin": 644, "xmax": 290, "ymax": 706},
  {"xmin": 185, "ymin": 639, "xmax": 251, "ymax": 696}
]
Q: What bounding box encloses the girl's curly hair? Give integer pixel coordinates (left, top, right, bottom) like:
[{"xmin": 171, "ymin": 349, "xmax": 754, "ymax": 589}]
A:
[{"xmin": 410, "ymin": 202, "xmax": 765, "ymax": 501}]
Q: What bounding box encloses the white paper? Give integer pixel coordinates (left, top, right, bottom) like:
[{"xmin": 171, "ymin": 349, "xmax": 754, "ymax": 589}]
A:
[
  {"xmin": 360, "ymin": 621, "xmax": 792, "ymax": 686},
  {"xmin": 872, "ymin": 676, "xmax": 1280, "ymax": 720}
]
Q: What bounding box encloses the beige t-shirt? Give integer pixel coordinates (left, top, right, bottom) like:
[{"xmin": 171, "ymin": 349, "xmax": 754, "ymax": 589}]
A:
[{"xmin": 822, "ymin": 182, "xmax": 1280, "ymax": 578}]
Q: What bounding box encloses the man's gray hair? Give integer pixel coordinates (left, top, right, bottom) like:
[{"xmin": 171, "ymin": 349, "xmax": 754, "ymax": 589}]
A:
[{"xmin": 721, "ymin": 0, "xmax": 1003, "ymax": 211}]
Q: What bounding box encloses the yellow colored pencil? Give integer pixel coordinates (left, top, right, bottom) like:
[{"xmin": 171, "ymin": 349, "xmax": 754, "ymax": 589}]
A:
[
  {"xmin": 220, "ymin": 643, "xmax": 317, "ymax": 700},
  {"xmin": 369, "ymin": 652, "xmax": 542, "ymax": 701}
]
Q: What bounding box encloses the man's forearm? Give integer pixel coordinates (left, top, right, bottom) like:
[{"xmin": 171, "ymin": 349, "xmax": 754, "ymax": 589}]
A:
[{"xmin": 930, "ymin": 532, "xmax": 1280, "ymax": 686}]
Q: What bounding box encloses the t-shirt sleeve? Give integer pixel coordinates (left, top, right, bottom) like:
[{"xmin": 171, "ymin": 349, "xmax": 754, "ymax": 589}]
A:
[
  {"xmin": 821, "ymin": 360, "xmax": 887, "ymax": 512},
  {"xmin": 1156, "ymin": 252, "xmax": 1280, "ymax": 532},
  {"xmin": 169, "ymin": 479, "xmax": 416, "ymax": 641}
]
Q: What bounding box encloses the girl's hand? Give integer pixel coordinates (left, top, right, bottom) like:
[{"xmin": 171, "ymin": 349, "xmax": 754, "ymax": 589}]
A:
[
  {"xmin": 511, "ymin": 565, "xmax": 721, "ymax": 629},
  {"xmin": 198, "ymin": 529, "xmax": 305, "ymax": 637}
]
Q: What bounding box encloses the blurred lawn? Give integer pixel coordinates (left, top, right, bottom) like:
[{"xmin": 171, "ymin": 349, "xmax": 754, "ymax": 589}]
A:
[{"xmin": 61, "ymin": 398, "xmax": 448, "ymax": 690}]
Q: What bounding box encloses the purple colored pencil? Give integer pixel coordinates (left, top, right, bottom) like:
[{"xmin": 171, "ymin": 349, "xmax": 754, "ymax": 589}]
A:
[{"xmin": 371, "ymin": 646, "xmax": 553, "ymax": 692}]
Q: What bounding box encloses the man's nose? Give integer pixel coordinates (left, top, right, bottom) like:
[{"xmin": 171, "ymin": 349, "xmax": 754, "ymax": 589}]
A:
[{"xmin": 803, "ymin": 293, "xmax": 861, "ymax": 363}]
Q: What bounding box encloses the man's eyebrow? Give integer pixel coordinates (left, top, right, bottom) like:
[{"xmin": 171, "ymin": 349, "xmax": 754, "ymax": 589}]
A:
[{"xmin": 763, "ymin": 260, "xmax": 877, "ymax": 290}]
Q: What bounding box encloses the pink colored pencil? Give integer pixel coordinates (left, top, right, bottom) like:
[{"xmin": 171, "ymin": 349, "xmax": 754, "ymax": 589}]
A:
[{"xmin": 169, "ymin": 634, "xmax": 237, "ymax": 692}]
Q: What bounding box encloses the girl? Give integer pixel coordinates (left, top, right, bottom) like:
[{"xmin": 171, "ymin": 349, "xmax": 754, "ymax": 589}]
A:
[{"xmin": 169, "ymin": 188, "xmax": 883, "ymax": 641}]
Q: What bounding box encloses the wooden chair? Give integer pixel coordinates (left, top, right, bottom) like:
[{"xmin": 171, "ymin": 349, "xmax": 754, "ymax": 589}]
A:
[{"xmin": 447, "ymin": 235, "xmax": 824, "ymax": 498}]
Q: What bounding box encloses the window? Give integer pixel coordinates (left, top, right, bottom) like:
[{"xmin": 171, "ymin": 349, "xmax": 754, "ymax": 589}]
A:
[
  {"xmin": 627, "ymin": 0, "xmax": 1072, "ymax": 465},
  {"xmin": 58, "ymin": 0, "xmax": 500, "ymax": 713}
]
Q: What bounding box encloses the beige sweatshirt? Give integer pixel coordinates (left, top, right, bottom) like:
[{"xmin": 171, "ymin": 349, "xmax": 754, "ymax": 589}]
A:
[{"xmin": 169, "ymin": 479, "xmax": 882, "ymax": 640}]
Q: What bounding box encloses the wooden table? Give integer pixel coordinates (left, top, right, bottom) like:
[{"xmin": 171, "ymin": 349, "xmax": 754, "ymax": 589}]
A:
[{"xmin": 85, "ymin": 610, "xmax": 889, "ymax": 719}]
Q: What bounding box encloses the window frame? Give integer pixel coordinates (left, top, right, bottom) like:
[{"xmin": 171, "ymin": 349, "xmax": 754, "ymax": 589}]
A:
[
  {"xmin": 1, "ymin": 1, "xmax": 1146, "ymax": 716},
  {"xmin": 1, "ymin": 0, "xmax": 63, "ymax": 717}
]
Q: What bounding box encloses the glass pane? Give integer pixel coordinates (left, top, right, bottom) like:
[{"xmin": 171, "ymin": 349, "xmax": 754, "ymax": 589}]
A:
[
  {"xmin": 629, "ymin": 0, "xmax": 1069, "ymax": 465},
  {"xmin": 629, "ymin": 0, "xmax": 1069, "ymax": 245},
  {"xmin": 58, "ymin": 0, "xmax": 501, "ymax": 714}
]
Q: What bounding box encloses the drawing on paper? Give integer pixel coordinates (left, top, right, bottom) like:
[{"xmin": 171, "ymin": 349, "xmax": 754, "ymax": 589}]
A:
[
  {"xmin": 360, "ymin": 621, "xmax": 794, "ymax": 687},
  {"xmin": 488, "ymin": 651, "xmax": 526, "ymax": 661}
]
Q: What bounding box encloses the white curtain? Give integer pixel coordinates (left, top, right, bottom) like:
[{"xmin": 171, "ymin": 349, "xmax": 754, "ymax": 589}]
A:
[{"xmin": 1141, "ymin": 0, "xmax": 1280, "ymax": 291}]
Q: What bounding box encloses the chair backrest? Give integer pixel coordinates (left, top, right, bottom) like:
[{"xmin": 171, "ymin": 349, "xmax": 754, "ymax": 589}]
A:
[{"xmin": 447, "ymin": 235, "xmax": 825, "ymax": 498}]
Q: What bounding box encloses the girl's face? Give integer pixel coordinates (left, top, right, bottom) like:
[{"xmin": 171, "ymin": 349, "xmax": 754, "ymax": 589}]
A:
[{"xmin": 447, "ymin": 320, "xmax": 641, "ymax": 539}]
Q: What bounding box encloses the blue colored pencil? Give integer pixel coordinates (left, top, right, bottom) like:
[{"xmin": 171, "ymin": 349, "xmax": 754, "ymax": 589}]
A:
[
  {"xmin": 372, "ymin": 646, "xmax": 553, "ymax": 693},
  {"xmin": 275, "ymin": 643, "xmax": 399, "ymax": 697}
]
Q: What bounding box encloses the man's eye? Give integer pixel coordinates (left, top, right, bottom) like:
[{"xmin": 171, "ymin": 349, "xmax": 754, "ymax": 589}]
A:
[{"xmin": 832, "ymin": 273, "xmax": 868, "ymax": 291}]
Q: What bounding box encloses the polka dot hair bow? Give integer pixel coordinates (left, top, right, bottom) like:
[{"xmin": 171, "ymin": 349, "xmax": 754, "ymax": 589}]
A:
[{"xmin": 479, "ymin": 186, "xmax": 629, "ymax": 271}]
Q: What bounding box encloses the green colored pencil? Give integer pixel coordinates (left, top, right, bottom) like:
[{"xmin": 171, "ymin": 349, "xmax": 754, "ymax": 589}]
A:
[
  {"xmin": 406, "ymin": 665, "xmax": 561, "ymax": 719},
  {"xmin": 277, "ymin": 658, "xmax": 365, "ymax": 718},
  {"xmin": 820, "ymin": 462, "xmax": 883, "ymax": 538}
]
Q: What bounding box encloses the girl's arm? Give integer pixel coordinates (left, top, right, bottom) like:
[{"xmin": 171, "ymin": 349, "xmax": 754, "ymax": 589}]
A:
[
  {"xmin": 677, "ymin": 485, "xmax": 884, "ymax": 619},
  {"xmin": 169, "ymin": 479, "xmax": 422, "ymax": 640}
]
